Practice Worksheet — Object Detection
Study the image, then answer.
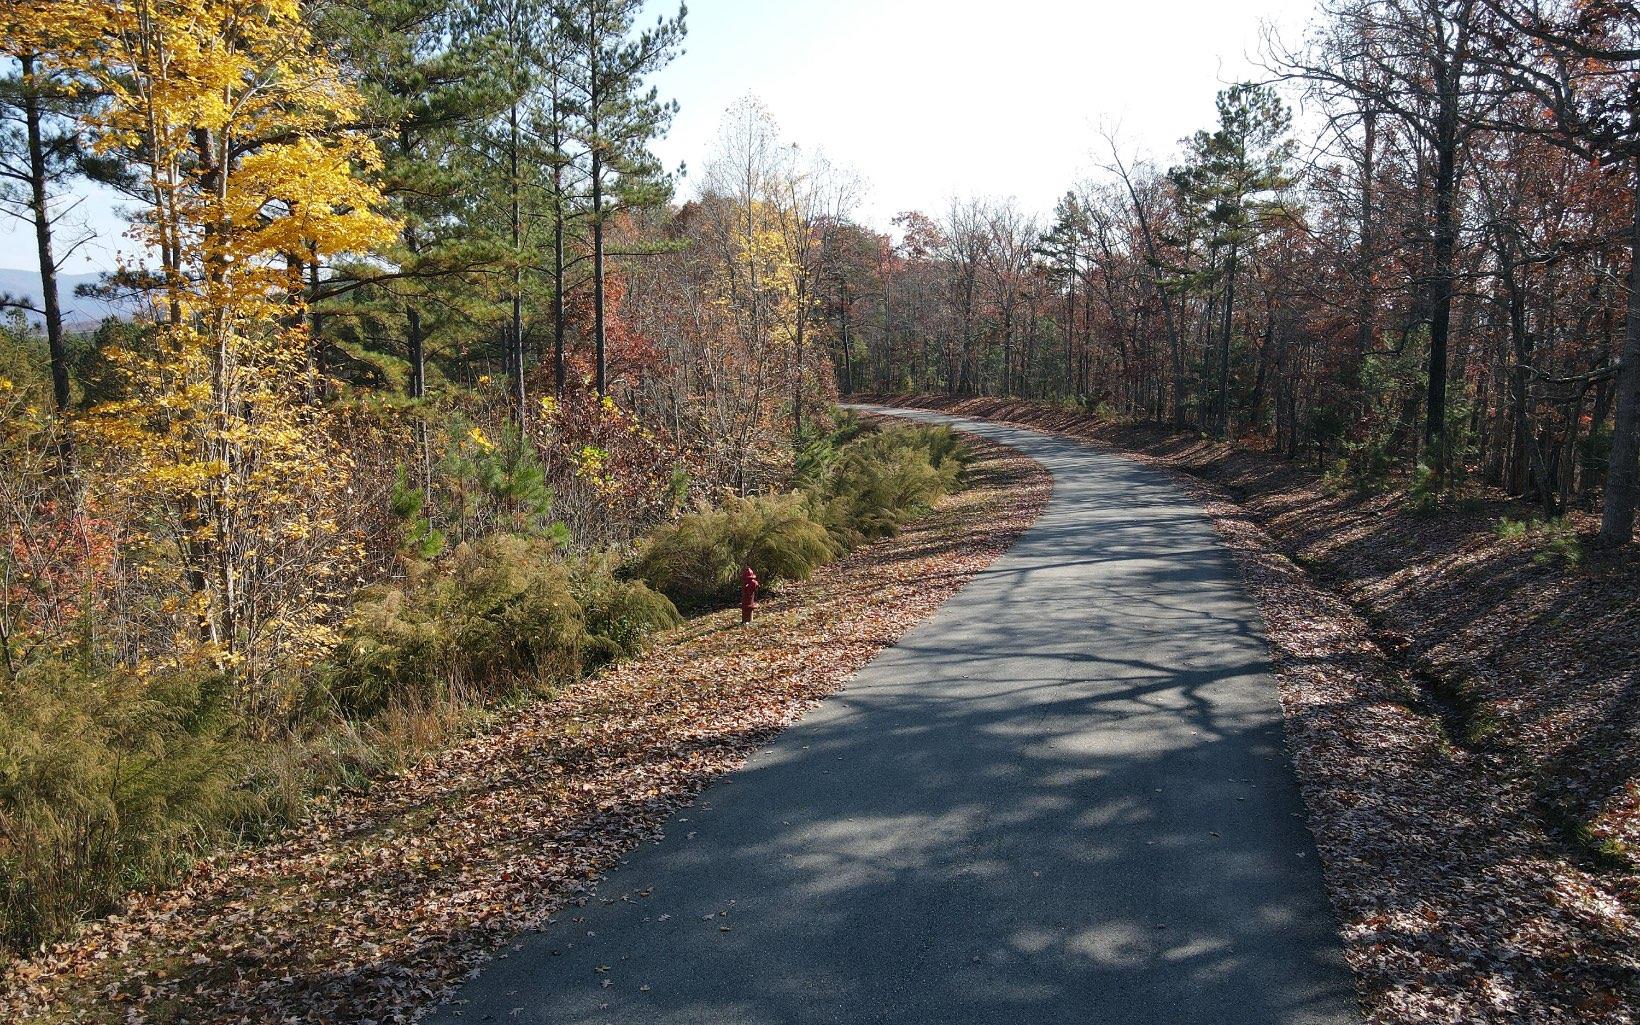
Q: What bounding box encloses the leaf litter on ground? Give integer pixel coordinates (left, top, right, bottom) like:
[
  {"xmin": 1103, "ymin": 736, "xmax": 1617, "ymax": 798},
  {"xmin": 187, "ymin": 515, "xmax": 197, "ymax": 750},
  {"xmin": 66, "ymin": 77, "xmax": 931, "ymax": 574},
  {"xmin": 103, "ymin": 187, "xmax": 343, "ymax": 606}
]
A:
[
  {"xmin": 0, "ymin": 437, "xmax": 1051, "ymax": 1025},
  {"xmin": 872, "ymin": 395, "xmax": 1640, "ymax": 1025}
]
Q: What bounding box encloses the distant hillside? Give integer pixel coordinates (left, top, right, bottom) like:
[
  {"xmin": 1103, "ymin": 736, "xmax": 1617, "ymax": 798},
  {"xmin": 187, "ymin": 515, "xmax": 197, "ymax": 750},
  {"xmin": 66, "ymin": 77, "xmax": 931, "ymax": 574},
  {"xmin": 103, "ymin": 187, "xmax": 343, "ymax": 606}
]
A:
[{"xmin": 0, "ymin": 267, "xmax": 130, "ymax": 331}]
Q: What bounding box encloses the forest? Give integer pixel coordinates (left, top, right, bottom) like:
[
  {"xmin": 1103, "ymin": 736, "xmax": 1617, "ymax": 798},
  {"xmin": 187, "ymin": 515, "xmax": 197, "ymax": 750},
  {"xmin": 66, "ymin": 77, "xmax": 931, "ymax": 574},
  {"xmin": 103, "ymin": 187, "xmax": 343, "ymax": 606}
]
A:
[
  {"xmin": 867, "ymin": 6, "xmax": 1638, "ymax": 541},
  {"xmin": 0, "ymin": 0, "xmax": 1637, "ymax": 1020}
]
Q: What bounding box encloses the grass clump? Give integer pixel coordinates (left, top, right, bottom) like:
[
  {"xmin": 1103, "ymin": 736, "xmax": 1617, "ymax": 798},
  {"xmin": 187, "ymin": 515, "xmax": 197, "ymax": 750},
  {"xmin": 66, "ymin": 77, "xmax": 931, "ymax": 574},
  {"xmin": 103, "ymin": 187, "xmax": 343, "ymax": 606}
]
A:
[
  {"xmin": 1495, "ymin": 515, "xmax": 1583, "ymax": 569},
  {"xmin": 809, "ymin": 423, "xmax": 964, "ymax": 546},
  {"xmin": 570, "ymin": 554, "xmax": 684, "ymax": 667},
  {"xmin": 633, "ymin": 493, "xmax": 840, "ymax": 608},
  {"xmin": 0, "ymin": 660, "xmax": 241, "ymax": 953},
  {"xmin": 636, "ymin": 413, "xmax": 968, "ymax": 608},
  {"xmin": 327, "ymin": 534, "xmax": 679, "ymax": 715}
]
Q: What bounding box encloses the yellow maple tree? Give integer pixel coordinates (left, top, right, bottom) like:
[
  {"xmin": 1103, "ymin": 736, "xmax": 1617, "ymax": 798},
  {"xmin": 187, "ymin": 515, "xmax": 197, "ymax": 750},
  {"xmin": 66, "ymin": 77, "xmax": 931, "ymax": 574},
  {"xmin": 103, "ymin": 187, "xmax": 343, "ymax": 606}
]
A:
[{"xmin": 12, "ymin": 0, "xmax": 398, "ymax": 713}]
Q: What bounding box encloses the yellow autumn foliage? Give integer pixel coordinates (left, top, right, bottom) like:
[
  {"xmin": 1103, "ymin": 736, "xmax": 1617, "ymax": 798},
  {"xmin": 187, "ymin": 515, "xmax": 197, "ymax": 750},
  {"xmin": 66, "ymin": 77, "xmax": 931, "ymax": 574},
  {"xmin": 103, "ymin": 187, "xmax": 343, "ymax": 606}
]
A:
[{"xmin": 15, "ymin": 0, "xmax": 398, "ymax": 712}]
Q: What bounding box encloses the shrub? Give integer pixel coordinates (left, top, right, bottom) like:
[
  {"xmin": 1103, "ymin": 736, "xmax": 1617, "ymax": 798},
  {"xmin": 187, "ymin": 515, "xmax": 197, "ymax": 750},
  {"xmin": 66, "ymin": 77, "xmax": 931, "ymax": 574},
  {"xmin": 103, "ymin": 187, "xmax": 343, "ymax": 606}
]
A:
[
  {"xmin": 1408, "ymin": 462, "xmax": 1442, "ymax": 512},
  {"xmin": 638, "ymin": 419, "xmax": 967, "ymax": 609},
  {"xmin": 633, "ymin": 493, "xmax": 839, "ymax": 608},
  {"xmin": 1324, "ymin": 436, "xmax": 1396, "ymax": 495},
  {"xmin": 1495, "ymin": 515, "xmax": 1583, "ymax": 569},
  {"xmin": 1495, "ymin": 516, "xmax": 1531, "ymax": 542},
  {"xmin": 326, "ymin": 534, "xmax": 587, "ymax": 715},
  {"xmin": 792, "ymin": 410, "xmax": 873, "ymax": 490},
  {"xmin": 0, "ymin": 655, "xmax": 497, "ymax": 955},
  {"xmin": 806, "ymin": 423, "xmax": 965, "ymax": 547},
  {"xmin": 0, "ymin": 659, "xmax": 240, "ymax": 952},
  {"xmin": 570, "ymin": 556, "xmax": 681, "ymax": 667}
]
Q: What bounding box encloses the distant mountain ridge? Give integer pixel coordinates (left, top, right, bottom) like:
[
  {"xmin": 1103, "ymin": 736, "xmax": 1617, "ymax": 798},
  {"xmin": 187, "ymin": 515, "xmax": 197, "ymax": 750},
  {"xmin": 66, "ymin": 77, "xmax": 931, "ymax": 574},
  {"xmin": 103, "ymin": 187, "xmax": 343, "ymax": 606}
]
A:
[{"xmin": 0, "ymin": 267, "xmax": 129, "ymax": 330}]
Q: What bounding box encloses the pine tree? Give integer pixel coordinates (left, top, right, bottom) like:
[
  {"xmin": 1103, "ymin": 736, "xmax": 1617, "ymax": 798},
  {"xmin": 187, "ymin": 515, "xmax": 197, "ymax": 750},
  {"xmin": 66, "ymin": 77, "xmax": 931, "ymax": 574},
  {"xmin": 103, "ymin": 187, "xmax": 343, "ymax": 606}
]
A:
[
  {"xmin": 1169, "ymin": 83, "xmax": 1293, "ymax": 437},
  {"xmin": 562, "ymin": 0, "xmax": 684, "ymax": 395},
  {"xmin": 1036, "ymin": 192, "xmax": 1089, "ymax": 398},
  {"xmin": 316, "ymin": 0, "xmax": 509, "ymax": 453},
  {"xmin": 0, "ymin": 15, "xmax": 90, "ymax": 413}
]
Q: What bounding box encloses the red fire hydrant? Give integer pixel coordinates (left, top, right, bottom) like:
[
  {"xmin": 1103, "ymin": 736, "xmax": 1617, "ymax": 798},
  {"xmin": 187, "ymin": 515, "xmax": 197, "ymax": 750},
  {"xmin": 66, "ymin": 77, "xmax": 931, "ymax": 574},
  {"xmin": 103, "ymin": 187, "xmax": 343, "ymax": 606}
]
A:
[{"xmin": 740, "ymin": 566, "xmax": 759, "ymax": 625}]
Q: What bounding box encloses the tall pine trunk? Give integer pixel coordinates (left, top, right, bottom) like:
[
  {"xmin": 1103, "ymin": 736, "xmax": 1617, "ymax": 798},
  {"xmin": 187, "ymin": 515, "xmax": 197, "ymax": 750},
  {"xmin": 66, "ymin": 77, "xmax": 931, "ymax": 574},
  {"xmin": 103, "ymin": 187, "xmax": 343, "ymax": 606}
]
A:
[
  {"xmin": 21, "ymin": 54, "xmax": 68, "ymax": 414},
  {"xmin": 588, "ymin": 18, "xmax": 607, "ymax": 397},
  {"xmin": 507, "ymin": 100, "xmax": 527, "ymax": 429},
  {"xmin": 552, "ymin": 109, "xmax": 567, "ymax": 397}
]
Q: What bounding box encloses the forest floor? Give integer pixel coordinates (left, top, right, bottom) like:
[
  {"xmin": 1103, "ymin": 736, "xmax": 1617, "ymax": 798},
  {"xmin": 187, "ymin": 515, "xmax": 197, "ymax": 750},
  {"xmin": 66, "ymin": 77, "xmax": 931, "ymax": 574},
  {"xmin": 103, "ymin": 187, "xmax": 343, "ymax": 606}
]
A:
[
  {"xmin": 0, "ymin": 438, "xmax": 1052, "ymax": 1025},
  {"xmin": 869, "ymin": 394, "xmax": 1640, "ymax": 1024}
]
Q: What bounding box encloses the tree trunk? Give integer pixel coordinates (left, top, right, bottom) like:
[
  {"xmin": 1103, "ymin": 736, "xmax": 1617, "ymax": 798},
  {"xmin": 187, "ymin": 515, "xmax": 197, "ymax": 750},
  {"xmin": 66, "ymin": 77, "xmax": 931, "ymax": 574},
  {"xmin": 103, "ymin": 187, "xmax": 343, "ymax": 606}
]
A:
[
  {"xmin": 552, "ymin": 100, "xmax": 568, "ymax": 397},
  {"xmin": 589, "ymin": 20, "xmax": 608, "ymax": 396},
  {"xmin": 838, "ymin": 278, "xmax": 852, "ymax": 394},
  {"xmin": 1064, "ymin": 264, "xmax": 1075, "ymax": 398},
  {"xmin": 1217, "ymin": 249, "xmax": 1237, "ymax": 438},
  {"xmin": 1505, "ymin": 262, "xmax": 1532, "ymax": 495},
  {"xmin": 1425, "ymin": 97, "xmax": 1460, "ymax": 474},
  {"xmin": 793, "ymin": 284, "xmax": 805, "ymax": 439},
  {"xmin": 508, "ymin": 100, "xmax": 527, "ymax": 430},
  {"xmin": 1598, "ymin": 167, "xmax": 1640, "ymax": 545},
  {"xmin": 21, "ymin": 54, "xmax": 68, "ymax": 413}
]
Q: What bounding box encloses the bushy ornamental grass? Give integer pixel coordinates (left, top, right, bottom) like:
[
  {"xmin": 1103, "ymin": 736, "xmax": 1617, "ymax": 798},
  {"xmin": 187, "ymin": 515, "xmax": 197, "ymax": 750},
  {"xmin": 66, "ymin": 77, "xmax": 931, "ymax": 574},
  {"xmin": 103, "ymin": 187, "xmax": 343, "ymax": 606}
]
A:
[
  {"xmin": 327, "ymin": 534, "xmax": 679, "ymax": 715},
  {"xmin": 636, "ymin": 419, "xmax": 967, "ymax": 608},
  {"xmin": 0, "ymin": 532, "xmax": 686, "ymax": 954},
  {"xmin": 570, "ymin": 554, "xmax": 684, "ymax": 667},
  {"xmin": 0, "ymin": 660, "xmax": 242, "ymax": 953},
  {"xmin": 812, "ymin": 425, "xmax": 964, "ymax": 546},
  {"xmin": 633, "ymin": 492, "xmax": 840, "ymax": 608}
]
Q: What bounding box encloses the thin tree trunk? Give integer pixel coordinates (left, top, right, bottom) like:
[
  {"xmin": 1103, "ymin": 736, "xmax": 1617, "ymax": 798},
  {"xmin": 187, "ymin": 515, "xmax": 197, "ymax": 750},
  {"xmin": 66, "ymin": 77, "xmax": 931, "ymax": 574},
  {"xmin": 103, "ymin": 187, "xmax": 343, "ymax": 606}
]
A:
[
  {"xmin": 508, "ymin": 99, "xmax": 527, "ymax": 429},
  {"xmin": 552, "ymin": 113, "xmax": 567, "ymax": 397},
  {"xmin": 1218, "ymin": 248, "xmax": 1237, "ymax": 438},
  {"xmin": 588, "ymin": 17, "xmax": 607, "ymax": 396},
  {"xmin": 1505, "ymin": 261, "xmax": 1532, "ymax": 495},
  {"xmin": 1425, "ymin": 97, "xmax": 1460, "ymax": 473},
  {"xmin": 21, "ymin": 53, "xmax": 68, "ymax": 413}
]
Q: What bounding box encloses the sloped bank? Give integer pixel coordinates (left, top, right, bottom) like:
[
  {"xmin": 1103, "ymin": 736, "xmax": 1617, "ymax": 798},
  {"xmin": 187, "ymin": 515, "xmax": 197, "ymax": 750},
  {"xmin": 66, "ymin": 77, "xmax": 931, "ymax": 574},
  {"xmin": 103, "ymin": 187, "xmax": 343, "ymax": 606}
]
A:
[
  {"xmin": 0, "ymin": 436, "xmax": 1050, "ymax": 1025},
  {"xmin": 865, "ymin": 394, "xmax": 1640, "ymax": 1025}
]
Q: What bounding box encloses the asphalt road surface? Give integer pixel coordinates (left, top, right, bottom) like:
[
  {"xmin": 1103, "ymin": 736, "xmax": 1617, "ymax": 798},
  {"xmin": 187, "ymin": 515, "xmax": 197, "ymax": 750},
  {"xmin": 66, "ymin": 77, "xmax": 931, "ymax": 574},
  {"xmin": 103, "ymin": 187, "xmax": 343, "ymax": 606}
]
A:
[{"xmin": 427, "ymin": 406, "xmax": 1359, "ymax": 1025}]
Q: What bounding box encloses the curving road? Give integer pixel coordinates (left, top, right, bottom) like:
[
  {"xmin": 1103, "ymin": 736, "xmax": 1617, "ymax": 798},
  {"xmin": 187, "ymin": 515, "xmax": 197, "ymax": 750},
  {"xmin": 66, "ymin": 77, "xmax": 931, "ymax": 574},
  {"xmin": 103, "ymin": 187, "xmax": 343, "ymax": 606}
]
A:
[{"xmin": 426, "ymin": 406, "xmax": 1359, "ymax": 1025}]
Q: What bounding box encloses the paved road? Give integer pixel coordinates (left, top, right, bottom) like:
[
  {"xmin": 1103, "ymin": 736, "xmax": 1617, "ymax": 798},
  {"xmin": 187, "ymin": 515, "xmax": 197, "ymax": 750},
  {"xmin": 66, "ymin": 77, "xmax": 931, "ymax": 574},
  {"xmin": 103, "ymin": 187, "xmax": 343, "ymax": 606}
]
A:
[{"xmin": 427, "ymin": 407, "xmax": 1359, "ymax": 1025}]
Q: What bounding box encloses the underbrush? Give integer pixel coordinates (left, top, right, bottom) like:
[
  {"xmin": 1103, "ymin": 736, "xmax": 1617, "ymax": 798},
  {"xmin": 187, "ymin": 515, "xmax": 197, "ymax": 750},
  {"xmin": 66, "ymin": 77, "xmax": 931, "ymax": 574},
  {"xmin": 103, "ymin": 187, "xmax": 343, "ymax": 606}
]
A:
[
  {"xmin": 634, "ymin": 416, "xmax": 965, "ymax": 607},
  {"xmin": 1494, "ymin": 515, "xmax": 1583, "ymax": 568},
  {"xmin": 0, "ymin": 411, "xmax": 968, "ymax": 958},
  {"xmin": 326, "ymin": 534, "xmax": 678, "ymax": 715},
  {"xmin": 0, "ymin": 537, "xmax": 680, "ymax": 957},
  {"xmin": 633, "ymin": 493, "xmax": 839, "ymax": 608},
  {"xmin": 0, "ymin": 655, "xmax": 511, "ymax": 958},
  {"xmin": 0, "ymin": 661, "xmax": 240, "ymax": 954}
]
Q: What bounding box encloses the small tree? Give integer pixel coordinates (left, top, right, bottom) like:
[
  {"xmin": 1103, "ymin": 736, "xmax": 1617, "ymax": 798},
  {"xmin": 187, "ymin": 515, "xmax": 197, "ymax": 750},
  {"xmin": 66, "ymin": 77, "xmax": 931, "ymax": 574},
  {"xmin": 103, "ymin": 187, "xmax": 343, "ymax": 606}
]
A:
[{"xmin": 44, "ymin": 0, "xmax": 397, "ymax": 713}]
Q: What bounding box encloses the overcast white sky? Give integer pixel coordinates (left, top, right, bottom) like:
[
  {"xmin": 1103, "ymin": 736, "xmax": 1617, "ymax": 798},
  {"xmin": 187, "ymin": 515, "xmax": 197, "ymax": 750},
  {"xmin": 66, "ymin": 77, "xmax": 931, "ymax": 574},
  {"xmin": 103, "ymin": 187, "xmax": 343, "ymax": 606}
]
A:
[{"xmin": 1, "ymin": 0, "xmax": 1318, "ymax": 274}]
